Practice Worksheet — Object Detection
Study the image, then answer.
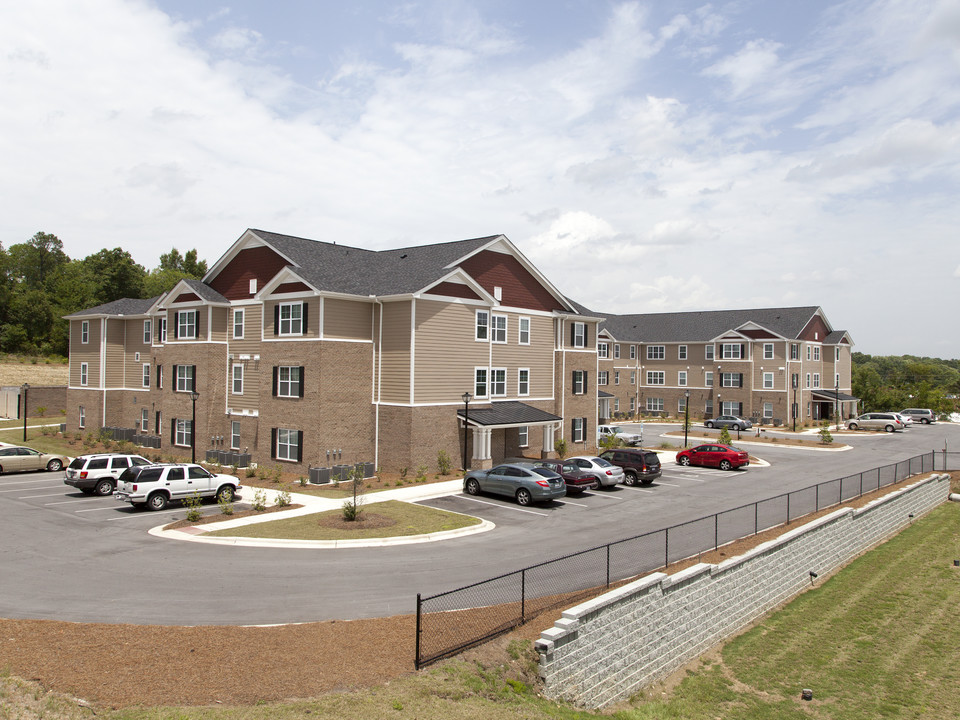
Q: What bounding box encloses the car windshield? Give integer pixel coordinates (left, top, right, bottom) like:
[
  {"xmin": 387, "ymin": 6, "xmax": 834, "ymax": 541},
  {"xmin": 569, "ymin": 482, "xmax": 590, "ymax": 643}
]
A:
[
  {"xmin": 607, "ymin": 426, "xmax": 622, "ymax": 433},
  {"xmin": 593, "ymin": 458, "xmax": 613, "ymax": 467},
  {"xmin": 532, "ymin": 467, "xmax": 559, "ymax": 478}
]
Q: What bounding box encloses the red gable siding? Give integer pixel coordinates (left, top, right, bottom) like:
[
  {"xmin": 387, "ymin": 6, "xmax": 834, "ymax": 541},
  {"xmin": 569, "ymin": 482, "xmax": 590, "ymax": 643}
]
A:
[
  {"xmin": 459, "ymin": 250, "xmax": 564, "ymax": 312},
  {"xmin": 741, "ymin": 329, "xmax": 776, "ymax": 339},
  {"xmin": 173, "ymin": 292, "xmax": 200, "ymax": 303},
  {"xmin": 274, "ymin": 281, "xmax": 311, "ymax": 294},
  {"xmin": 209, "ymin": 246, "xmax": 292, "ymax": 300},
  {"xmin": 424, "ymin": 282, "xmax": 482, "ymax": 300},
  {"xmin": 799, "ymin": 315, "xmax": 830, "ymax": 342}
]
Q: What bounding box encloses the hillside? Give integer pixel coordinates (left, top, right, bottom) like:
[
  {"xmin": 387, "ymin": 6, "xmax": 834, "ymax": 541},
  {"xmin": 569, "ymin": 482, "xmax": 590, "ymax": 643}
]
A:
[{"xmin": 0, "ymin": 358, "xmax": 69, "ymax": 387}]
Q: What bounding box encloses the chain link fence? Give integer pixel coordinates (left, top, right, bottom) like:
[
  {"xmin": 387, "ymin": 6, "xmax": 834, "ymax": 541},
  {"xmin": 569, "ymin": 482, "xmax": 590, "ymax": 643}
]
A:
[{"xmin": 415, "ymin": 449, "xmax": 957, "ymax": 668}]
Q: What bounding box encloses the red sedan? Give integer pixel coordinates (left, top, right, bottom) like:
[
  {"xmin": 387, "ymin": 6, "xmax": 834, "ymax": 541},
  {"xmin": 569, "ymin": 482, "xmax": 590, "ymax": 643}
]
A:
[{"xmin": 675, "ymin": 444, "xmax": 749, "ymax": 471}]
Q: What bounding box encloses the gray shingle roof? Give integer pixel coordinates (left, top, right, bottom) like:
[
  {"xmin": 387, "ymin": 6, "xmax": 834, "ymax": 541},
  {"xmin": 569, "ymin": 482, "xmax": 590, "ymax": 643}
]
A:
[
  {"xmin": 180, "ymin": 278, "xmax": 229, "ymax": 304},
  {"xmin": 65, "ymin": 297, "xmax": 160, "ymax": 318}
]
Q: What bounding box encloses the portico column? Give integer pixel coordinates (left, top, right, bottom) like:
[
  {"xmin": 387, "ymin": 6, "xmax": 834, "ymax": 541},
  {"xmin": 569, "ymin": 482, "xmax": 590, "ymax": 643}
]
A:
[
  {"xmin": 541, "ymin": 424, "xmax": 556, "ymax": 459},
  {"xmin": 473, "ymin": 426, "xmax": 493, "ymax": 469}
]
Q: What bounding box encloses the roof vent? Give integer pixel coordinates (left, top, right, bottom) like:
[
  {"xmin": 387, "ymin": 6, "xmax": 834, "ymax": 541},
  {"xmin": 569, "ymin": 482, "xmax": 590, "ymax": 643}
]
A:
[{"xmin": 400, "ymin": 254, "xmax": 407, "ymax": 259}]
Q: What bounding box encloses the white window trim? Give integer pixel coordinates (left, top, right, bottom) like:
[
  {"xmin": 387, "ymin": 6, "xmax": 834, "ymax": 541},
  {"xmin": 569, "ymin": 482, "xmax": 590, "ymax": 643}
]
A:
[
  {"xmin": 518, "ymin": 368, "xmax": 530, "ymax": 396},
  {"xmin": 78, "ymin": 405, "xmax": 85, "ymax": 429},
  {"xmin": 572, "ymin": 370, "xmax": 585, "ymax": 395},
  {"xmin": 614, "ymin": 344, "xmax": 620, "ymax": 359},
  {"xmin": 176, "ymin": 365, "xmax": 194, "ymax": 393},
  {"xmin": 276, "ymin": 428, "xmax": 299, "ymax": 461},
  {"xmin": 233, "ymin": 309, "xmax": 245, "ymax": 340},
  {"xmin": 142, "ymin": 363, "xmax": 150, "ymax": 388},
  {"xmin": 474, "ymin": 367, "xmax": 488, "ymax": 398},
  {"xmin": 80, "ymin": 362, "xmax": 88, "ymax": 387},
  {"xmin": 646, "ymin": 397, "xmax": 664, "ymax": 412},
  {"xmin": 705, "ymin": 344, "xmax": 715, "ymax": 360},
  {"xmin": 646, "ymin": 370, "xmax": 665, "ymax": 385},
  {"xmin": 231, "ymin": 421, "xmax": 241, "ymax": 450},
  {"xmin": 177, "ymin": 311, "xmax": 197, "ymax": 339},
  {"xmin": 629, "ymin": 344, "xmax": 636, "ymax": 360},
  {"xmin": 277, "ymin": 366, "xmax": 301, "ymax": 398},
  {"xmin": 763, "ymin": 372, "xmax": 774, "ymax": 389},
  {"xmin": 705, "ymin": 371, "xmax": 714, "ymax": 387},
  {"xmin": 80, "ymin": 321, "xmax": 89, "ymax": 344},
  {"xmin": 647, "ymin": 345, "xmax": 665, "ymax": 360},
  {"xmin": 572, "ymin": 417, "xmax": 585, "ymax": 443},
  {"xmin": 598, "ymin": 342, "xmax": 608, "ymax": 359},
  {"xmin": 722, "ymin": 343, "xmax": 743, "ymax": 360},
  {"xmin": 490, "ymin": 367, "xmax": 507, "ymax": 397},
  {"xmin": 598, "ymin": 370, "xmax": 608, "ymax": 386},
  {"xmin": 678, "ymin": 371, "xmax": 687, "ymax": 387},
  {"xmin": 232, "ymin": 364, "xmax": 244, "ymax": 395},
  {"xmin": 143, "ymin": 320, "xmax": 151, "ymax": 345},
  {"xmin": 678, "ymin": 345, "xmax": 687, "ymax": 360},
  {"xmin": 518, "ymin": 317, "xmax": 530, "ymax": 346},
  {"xmin": 140, "ymin": 408, "xmax": 149, "ymax": 432},
  {"xmin": 475, "ymin": 310, "xmax": 489, "ymax": 341},
  {"xmin": 278, "ymin": 302, "xmax": 304, "ymax": 336},
  {"xmin": 175, "ymin": 419, "xmax": 193, "ymax": 447},
  {"xmin": 614, "ymin": 371, "xmax": 620, "ymax": 385},
  {"xmin": 159, "ymin": 317, "xmax": 167, "ymax": 344},
  {"xmin": 491, "ymin": 314, "xmax": 507, "ymax": 344},
  {"xmin": 572, "ymin": 322, "xmax": 585, "ymax": 348},
  {"xmin": 518, "ymin": 425, "xmax": 529, "ymax": 448},
  {"xmin": 763, "ymin": 343, "xmax": 774, "ymax": 359}
]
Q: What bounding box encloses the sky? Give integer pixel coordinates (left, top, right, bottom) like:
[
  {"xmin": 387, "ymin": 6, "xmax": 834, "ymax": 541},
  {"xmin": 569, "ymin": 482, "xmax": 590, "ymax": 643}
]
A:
[{"xmin": 2, "ymin": 0, "xmax": 959, "ymax": 358}]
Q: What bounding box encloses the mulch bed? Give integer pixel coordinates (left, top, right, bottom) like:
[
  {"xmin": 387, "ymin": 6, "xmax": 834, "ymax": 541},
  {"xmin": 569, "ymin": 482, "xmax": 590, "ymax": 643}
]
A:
[{"xmin": 316, "ymin": 512, "xmax": 396, "ymax": 531}]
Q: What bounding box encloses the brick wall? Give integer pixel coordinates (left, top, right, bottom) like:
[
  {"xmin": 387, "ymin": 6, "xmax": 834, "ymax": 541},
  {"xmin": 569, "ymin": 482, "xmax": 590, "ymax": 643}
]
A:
[{"xmin": 535, "ymin": 473, "xmax": 951, "ymax": 709}]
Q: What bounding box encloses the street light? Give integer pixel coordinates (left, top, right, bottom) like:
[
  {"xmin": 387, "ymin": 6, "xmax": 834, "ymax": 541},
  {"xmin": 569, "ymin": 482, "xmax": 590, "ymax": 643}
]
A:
[
  {"xmin": 189, "ymin": 390, "xmax": 200, "ymax": 463},
  {"xmin": 683, "ymin": 389, "xmax": 690, "ymax": 448},
  {"xmin": 20, "ymin": 383, "xmax": 29, "ymax": 442},
  {"xmin": 461, "ymin": 391, "xmax": 472, "ymax": 472}
]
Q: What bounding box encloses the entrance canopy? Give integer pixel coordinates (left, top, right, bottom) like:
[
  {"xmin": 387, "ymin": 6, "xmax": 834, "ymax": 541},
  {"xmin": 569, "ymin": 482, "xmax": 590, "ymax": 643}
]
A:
[
  {"xmin": 457, "ymin": 400, "xmax": 561, "ymax": 428},
  {"xmin": 811, "ymin": 389, "xmax": 859, "ymax": 403}
]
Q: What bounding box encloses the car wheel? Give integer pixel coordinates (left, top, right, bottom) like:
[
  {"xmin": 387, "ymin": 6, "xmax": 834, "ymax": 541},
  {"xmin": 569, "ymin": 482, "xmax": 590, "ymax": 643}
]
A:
[
  {"xmin": 0, "ymin": 465, "xmax": 4, "ymax": 474},
  {"xmin": 216, "ymin": 485, "xmax": 235, "ymax": 503},
  {"xmin": 515, "ymin": 488, "xmax": 532, "ymax": 506},
  {"xmin": 94, "ymin": 479, "xmax": 114, "ymax": 496},
  {"xmin": 146, "ymin": 492, "xmax": 168, "ymax": 511},
  {"xmin": 46, "ymin": 459, "xmax": 63, "ymax": 472},
  {"xmin": 922, "ymin": 418, "xmax": 930, "ymax": 424},
  {"xmin": 704, "ymin": 421, "xmax": 714, "ymax": 429},
  {"xmin": 719, "ymin": 460, "xmax": 733, "ymax": 471},
  {"xmin": 624, "ymin": 471, "xmax": 638, "ymax": 486},
  {"xmin": 679, "ymin": 456, "xmax": 690, "ymax": 466},
  {"xmin": 848, "ymin": 422, "xmax": 858, "ymax": 431},
  {"xmin": 465, "ymin": 478, "xmax": 480, "ymax": 495},
  {"xmin": 885, "ymin": 424, "xmax": 895, "ymax": 433},
  {"xmin": 733, "ymin": 424, "xmax": 741, "ymax": 431}
]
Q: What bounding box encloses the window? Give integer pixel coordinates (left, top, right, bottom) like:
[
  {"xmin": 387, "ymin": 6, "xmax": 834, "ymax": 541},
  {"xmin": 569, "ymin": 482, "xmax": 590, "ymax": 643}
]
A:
[
  {"xmin": 598, "ymin": 370, "xmax": 608, "ymax": 386},
  {"xmin": 646, "ymin": 397, "xmax": 664, "ymax": 412},
  {"xmin": 518, "ymin": 369, "xmax": 530, "ymax": 396},
  {"xmin": 806, "ymin": 345, "xmax": 811, "ymax": 360},
  {"xmin": 813, "ymin": 346, "xmax": 820, "ymax": 361},
  {"xmin": 722, "ymin": 372, "xmax": 743, "ymax": 388},
  {"xmin": 518, "ymin": 426, "xmax": 529, "ymax": 448},
  {"xmin": 813, "ymin": 373, "xmax": 820, "ymax": 388},
  {"xmin": 231, "ymin": 421, "xmax": 241, "ymax": 450},
  {"xmin": 763, "ymin": 402, "xmax": 773, "ymax": 419},
  {"xmin": 143, "ymin": 320, "xmax": 152, "ymax": 344},
  {"xmin": 722, "ymin": 343, "xmax": 743, "ymax": 359},
  {"xmin": 791, "ymin": 343, "xmax": 799, "ymax": 360},
  {"xmin": 705, "ymin": 400, "xmax": 713, "ymax": 416},
  {"xmin": 647, "ymin": 345, "xmax": 665, "ymax": 360},
  {"xmin": 678, "ymin": 396, "xmax": 687, "ymax": 412},
  {"xmin": 629, "ymin": 344, "xmax": 636, "ymax": 360},
  {"xmin": 630, "ymin": 397, "xmax": 635, "ymax": 412},
  {"xmin": 278, "ymin": 302, "xmax": 304, "ymax": 336},
  {"xmin": 646, "ymin": 371, "xmax": 665, "ymax": 385},
  {"xmin": 233, "ymin": 309, "xmax": 244, "ymax": 339},
  {"xmin": 806, "ymin": 373, "xmax": 811, "ymax": 388},
  {"xmin": 598, "ymin": 342, "xmax": 608, "ymax": 359},
  {"xmin": 81, "ymin": 321, "xmax": 89, "ymax": 344},
  {"xmin": 519, "ymin": 317, "xmax": 530, "ymax": 345},
  {"xmin": 275, "ymin": 366, "xmax": 303, "ymax": 398},
  {"xmin": 705, "ymin": 371, "xmax": 714, "ymax": 387},
  {"xmin": 232, "ymin": 364, "xmax": 243, "ymax": 395},
  {"xmin": 572, "ymin": 322, "xmax": 585, "ymax": 348},
  {"xmin": 176, "ymin": 310, "xmax": 197, "ymax": 339},
  {"xmin": 678, "ymin": 345, "xmax": 687, "ymax": 360},
  {"xmin": 572, "ymin": 370, "xmax": 586, "ymax": 395},
  {"xmin": 175, "ymin": 365, "xmax": 195, "ymax": 393},
  {"xmin": 835, "ymin": 373, "xmax": 840, "ymax": 388},
  {"xmin": 763, "ymin": 343, "xmax": 774, "ymax": 359},
  {"xmin": 614, "ymin": 371, "xmax": 620, "ymax": 385},
  {"xmin": 475, "ymin": 368, "xmax": 488, "ymax": 397},
  {"xmin": 141, "ymin": 408, "xmax": 149, "ymax": 432},
  {"xmin": 722, "ymin": 401, "xmax": 742, "ymax": 416},
  {"xmin": 678, "ymin": 371, "xmax": 687, "ymax": 386},
  {"xmin": 614, "ymin": 398, "xmax": 620, "ymax": 412},
  {"xmin": 705, "ymin": 344, "xmax": 715, "ymax": 360},
  {"xmin": 174, "ymin": 419, "xmax": 193, "ymax": 447},
  {"xmin": 159, "ymin": 317, "xmax": 167, "ymax": 343},
  {"xmin": 792, "ymin": 373, "xmax": 800, "ymax": 389},
  {"xmin": 78, "ymin": 405, "xmax": 85, "ymax": 429},
  {"xmin": 491, "ymin": 368, "xmax": 506, "ymax": 397},
  {"xmin": 275, "ymin": 428, "xmax": 301, "ymax": 461},
  {"xmin": 142, "ymin": 363, "xmax": 150, "ymax": 388},
  {"xmin": 836, "ymin": 347, "xmax": 841, "ymax": 361},
  {"xmin": 763, "ymin": 372, "xmax": 774, "ymax": 389},
  {"xmin": 80, "ymin": 362, "xmax": 88, "ymax": 386},
  {"xmin": 491, "ymin": 315, "xmax": 507, "ymax": 343},
  {"xmin": 614, "ymin": 344, "xmax": 620, "ymax": 359},
  {"xmin": 572, "ymin": 417, "xmax": 585, "ymax": 443},
  {"xmin": 157, "ymin": 365, "xmax": 163, "ymax": 389},
  {"xmin": 475, "ymin": 310, "xmax": 488, "ymax": 341},
  {"xmin": 155, "ymin": 410, "xmax": 161, "ymax": 434},
  {"xmin": 630, "ymin": 371, "xmax": 636, "ymax": 385}
]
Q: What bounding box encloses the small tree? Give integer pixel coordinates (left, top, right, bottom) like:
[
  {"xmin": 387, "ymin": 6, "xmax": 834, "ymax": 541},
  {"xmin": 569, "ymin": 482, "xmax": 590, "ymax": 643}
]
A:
[
  {"xmin": 437, "ymin": 449, "xmax": 452, "ymax": 476},
  {"xmin": 342, "ymin": 465, "xmax": 365, "ymax": 521},
  {"xmin": 598, "ymin": 432, "xmax": 623, "ymax": 451},
  {"xmin": 554, "ymin": 437, "xmax": 568, "ymax": 459},
  {"xmin": 818, "ymin": 421, "xmax": 834, "ymax": 444},
  {"xmin": 719, "ymin": 426, "xmax": 732, "ymax": 446}
]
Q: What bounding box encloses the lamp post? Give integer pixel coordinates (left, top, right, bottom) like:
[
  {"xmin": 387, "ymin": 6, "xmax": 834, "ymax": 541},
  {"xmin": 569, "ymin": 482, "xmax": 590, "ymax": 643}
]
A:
[
  {"xmin": 835, "ymin": 376, "xmax": 840, "ymax": 431},
  {"xmin": 189, "ymin": 390, "xmax": 200, "ymax": 463},
  {"xmin": 792, "ymin": 373, "xmax": 798, "ymax": 432},
  {"xmin": 20, "ymin": 383, "xmax": 29, "ymax": 442},
  {"xmin": 683, "ymin": 389, "xmax": 690, "ymax": 448},
  {"xmin": 461, "ymin": 391, "xmax": 472, "ymax": 472}
]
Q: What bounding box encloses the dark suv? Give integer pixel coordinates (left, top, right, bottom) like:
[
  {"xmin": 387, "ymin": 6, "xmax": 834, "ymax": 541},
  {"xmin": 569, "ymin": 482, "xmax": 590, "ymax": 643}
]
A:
[{"xmin": 598, "ymin": 448, "xmax": 662, "ymax": 486}]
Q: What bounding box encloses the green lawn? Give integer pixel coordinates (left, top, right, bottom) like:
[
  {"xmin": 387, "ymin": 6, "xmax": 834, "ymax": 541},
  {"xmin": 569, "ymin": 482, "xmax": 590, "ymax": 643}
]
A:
[{"xmin": 204, "ymin": 499, "xmax": 481, "ymax": 540}]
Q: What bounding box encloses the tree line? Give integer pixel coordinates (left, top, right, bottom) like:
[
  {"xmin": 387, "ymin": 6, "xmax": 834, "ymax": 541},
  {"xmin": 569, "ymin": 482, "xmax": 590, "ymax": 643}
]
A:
[
  {"xmin": 852, "ymin": 352, "xmax": 959, "ymax": 417},
  {"xmin": 0, "ymin": 231, "xmax": 208, "ymax": 357}
]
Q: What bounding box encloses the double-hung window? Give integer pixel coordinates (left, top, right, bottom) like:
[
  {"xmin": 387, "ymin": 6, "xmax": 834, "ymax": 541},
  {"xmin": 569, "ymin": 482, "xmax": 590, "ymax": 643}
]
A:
[
  {"xmin": 630, "ymin": 371, "xmax": 636, "ymax": 384},
  {"xmin": 177, "ymin": 310, "xmax": 197, "ymax": 339},
  {"xmin": 705, "ymin": 344, "xmax": 715, "ymax": 360},
  {"xmin": 678, "ymin": 345, "xmax": 687, "ymax": 360},
  {"xmin": 80, "ymin": 362, "xmax": 88, "ymax": 386},
  {"xmin": 233, "ymin": 309, "xmax": 244, "ymax": 339},
  {"xmin": 763, "ymin": 343, "xmax": 774, "ymax": 359},
  {"xmin": 572, "ymin": 370, "xmax": 586, "ymax": 395},
  {"xmin": 646, "ymin": 371, "xmax": 665, "ymax": 385},
  {"xmin": 678, "ymin": 371, "xmax": 687, "ymax": 386},
  {"xmin": 572, "ymin": 417, "xmax": 585, "ymax": 443},
  {"xmin": 491, "ymin": 315, "xmax": 507, "ymax": 343},
  {"xmin": 278, "ymin": 302, "xmax": 304, "ymax": 336},
  {"xmin": 142, "ymin": 363, "xmax": 150, "ymax": 388},
  {"xmin": 81, "ymin": 321, "xmax": 89, "ymax": 344},
  {"xmin": 629, "ymin": 344, "xmax": 636, "ymax": 360},
  {"xmin": 518, "ymin": 369, "xmax": 530, "ymax": 396},
  {"xmin": 518, "ymin": 317, "xmax": 530, "ymax": 345},
  {"xmin": 231, "ymin": 421, "xmax": 241, "ymax": 450},
  {"xmin": 598, "ymin": 342, "xmax": 608, "ymax": 359},
  {"xmin": 791, "ymin": 343, "xmax": 800, "ymax": 360},
  {"xmin": 705, "ymin": 371, "xmax": 714, "ymax": 387},
  {"xmin": 646, "ymin": 397, "xmax": 664, "ymax": 412},
  {"xmin": 813, "ymin": 373, "xmax": 820, "ymax": 388},
  {"xmin": 763, "ymin": 372, "xmax": 774, "ymax": 389},
  {"xmin": 232, "ymin": 364, "xmax": 244, "ymax": 394},
  {"xmin": 275, "ymin": 428, "xmax": 301, "ymax": 461},
  {"xmin": 647, "ymin": 345, "xmax": 665, "ymax": 360},
  {"xmin": 806, "ymin": 373, "xmax": 811, "ymax": 388},
  {"xmin": 572, "ymin": 322, "xmax": 585, "ymax": 348},
  {"xmin": 474, "ymin": 368, "xmax": 488, "ymax": 398},
  {"xmin": 813, "ymin": 346, "xmax": 820, "ymax": 361},
  {"xmin": 140, "ymin": 408, "xmax": 149, "ymax": 432},
  {"xmin": 598, "ymin": 371, "xmax": 608, "ymax": 386},
  {"xmin": 518, "ymin": 426, "xmax": 529, "ymax": 447},
  {"xmin": 764, "ymin": 402, "xmax": 773, "ymax": 419},
  {"xmin": 614, "ymin": 344, "xmax": 620, "ymax": 359},
  {"xmin": 475, "ymin": 310, "xmax": 489, "ymax": 341},
  {"xmin": 175, "ymin": 419, "xmax": 193, "ymax": 447},
  {"xmin": 159, "ymin": 317, "xmax": 167, "ymax": 343},
  {"xmin": 143, "ymin": 320, "xmax": 152, "ymax": 344},
  {"xmin": 722, "ymin": 343, "xmax": 743, "ymax": 359},
  {"xmin": 78, "ymin": 405, "xmax": 85, "ymax": 429},
  {"xmin": 614, "ymin": 371, "xmax": 620, "ymax": 385},
  {"xmin": 491, "ymin": 368, "xmax": 506, "ymax": 397},
  {"xmin": 176, "ymin": 365, "xmax": 195, "ymax": 393},
  {"xmin": 275, "ymin": 366, "xmax": 302, "ymax": 398},
  {"xmin": 722, "ymin": 372, "xmax": 742, "ymax": 388}
]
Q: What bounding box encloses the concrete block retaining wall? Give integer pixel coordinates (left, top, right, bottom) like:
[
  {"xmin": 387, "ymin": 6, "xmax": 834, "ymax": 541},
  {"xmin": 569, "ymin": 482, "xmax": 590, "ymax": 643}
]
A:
[{"xmin": 535, "ymin": 473, "xmax": 951, "ymax": 709}]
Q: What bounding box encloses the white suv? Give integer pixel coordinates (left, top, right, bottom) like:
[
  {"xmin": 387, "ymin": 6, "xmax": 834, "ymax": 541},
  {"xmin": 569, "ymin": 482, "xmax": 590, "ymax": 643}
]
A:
[
  {"xmin": 115, "ymin": 463, "xmax": 242, "ymax": 511},
  {"xmin": 64, "ymin": 453, "xmax": 152, "ymax": 496}
]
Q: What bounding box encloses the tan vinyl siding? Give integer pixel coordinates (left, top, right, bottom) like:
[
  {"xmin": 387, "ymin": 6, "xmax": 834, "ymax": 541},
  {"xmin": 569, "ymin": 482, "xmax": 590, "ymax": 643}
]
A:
[
  {"xmin": 122, "ymin": 318, "xmax": 150, "ymax": 389},
  {"xmin": 227, "ymin": 307, "xmax": 262, "ymax": 412},
  {"xmin": 229, "ymin": 306, "xmax": 262, "ymax": 355},
  {"xmin": 413, "ymin": 300, "xmax": 489, "ymax": 403},
  {"xmin": 228, "ymin": 358, "xmax": 259, "ymax": 412},
  {"xmin": 490, "ymin": 314, "xmax": 553, "ymax": 397},
  {"xmin": 379, "ymin": 300, "xmax": 411, "ymax": 403},
  {"xmin": 324, "ymin": 298, "xmax": 373, "ymax": 340},
  {"xmin": 104, "ymin": 319, "xmax": 125, "ymax": 388},
  {"xmin": 263, "ymin": 297, "xmax": 319, "ymax": 339},
  {"xmin": 210, "ymin": 307, "xmax": 228, "ymax": 342},
  {"xmin": 70, "ymin": 319, "xmax": 101, "ymax": 387}
]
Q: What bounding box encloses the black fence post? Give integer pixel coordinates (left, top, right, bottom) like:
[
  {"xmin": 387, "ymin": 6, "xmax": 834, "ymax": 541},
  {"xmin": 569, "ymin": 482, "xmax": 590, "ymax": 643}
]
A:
[
  {"xmin": 606, "ymin": 544, "xmax": 611, "ymax": 588},
  {"xmin": 859, "ymin": 471, "xmax": 863, "ymax": 498},
  {"xmin": 415, "ymin": 593, "xmax": 422, "ymax": 670},
  {"xmin": 816, "ymin": 484, "xmax": 820, "ymax": 512},
  {"xmin": 665, "ymin": 527, "xmax": 670, "ymax": 569},
  {"xmin": 521, "ymin": 569, "xmax": 526, "ymax": 624},
  {"xmin": 715, "ymin": 513, "xmax": 719, "ymax": 550},
  {"xmin": 787, "ymin": 493, "xmax": 791, "ymax": 524}
]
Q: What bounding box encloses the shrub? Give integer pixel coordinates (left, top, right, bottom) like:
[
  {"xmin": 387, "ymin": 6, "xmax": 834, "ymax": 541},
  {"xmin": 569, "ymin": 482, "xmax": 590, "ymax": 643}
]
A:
[
  {"xmin": 818, "ymin": 421, "xmax": 834, "ymax": 444},
  {"xmin": 275, "ymin": 490, "xmax": 292, "ymax": 507},
  {"xmin": 298, "ymin": 476, "xmax": 307, "ymax": 486},
  {"xmin": 252, "ymin": 489, "xmax": 267, "ymax": 512},
  {"xmin": 246, "ymin": 467, "xmax": 256, "ymax": 478},
  {"xmin": 399, "ymin": 467, "xmax": 408, "ymax": 479},
  {"xmin": 183, "ymin": 491, "xmax": 203, "ymax": 522},
  {"xmin": 273, "ymin": 464, "xmax": 283, "ymax": 483},
  {"xmin": 719, "ymin": 427, "xmax": 732, "ymax": 445},
  {"xmin": 415, "ymin": 465, "xmax": 427, "ymax": 482},
  {"xmin": 437, "ymin": 449, "xmax": 452, "ymax": 476},
  {"xmin": 554, "ymin": 437, "xmax": 568, "ymax": 459},
  {"xmin": 217, "ymin": 495, "xmax": 234, "ymax": 515}
]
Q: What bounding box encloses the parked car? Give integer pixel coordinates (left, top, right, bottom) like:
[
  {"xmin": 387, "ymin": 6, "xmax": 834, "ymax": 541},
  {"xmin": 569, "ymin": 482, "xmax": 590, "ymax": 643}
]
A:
[
  {"xmin": 0, "ymin": 446, "xmax": 68, "ymax": 474},
  {"xmin": 597, "ymin": 424, "xmax": 642, "ymax": 446},
  {"xmin": 115, "ymin": 463, "xmax": 243, "ymax": 510},
  {"xmin": 900, "ymin": 408, "xmax": 936, "ymax": 424},
  {"xmin": 565, "ymin": 456, "xmax": 625, "ymax": 488},
  {"xmin": 463, "ymin": 463, "xmax": 566, "ymax": 505},
  {"xmin": 676, "ymin": 444, "xmax": 749, "ymax": 471},
  {"xmin": 704, "ymin": 415, "xmax": 753, "ymax": 431},
  {"xmin": 892, "ymin": 412, "xmax": 913, "ymax": 427},
  {"xmin": 533, "ymin": 459, "xmax": 599, "ymax": 493},
  {"xmin": 64, "ymin": 453, "xmax": 152, "ymax": 495},
  {"xmin": 846, "ymin": 413, "xmax": 904, "ymax": 433},
  {"xmin": 598, "ymin": 448, "xmax": 662, "ymax": 486}
]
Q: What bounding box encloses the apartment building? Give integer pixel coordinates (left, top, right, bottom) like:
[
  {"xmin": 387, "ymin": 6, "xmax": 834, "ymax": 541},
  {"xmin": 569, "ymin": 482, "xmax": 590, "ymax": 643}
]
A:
[
  {"xmin": 595, "ymin": 307, "xmax": 855, "ymax": 426},
  {"xmin": 65, "ymin": 229, "xmax": 601, "ymax": 472}
]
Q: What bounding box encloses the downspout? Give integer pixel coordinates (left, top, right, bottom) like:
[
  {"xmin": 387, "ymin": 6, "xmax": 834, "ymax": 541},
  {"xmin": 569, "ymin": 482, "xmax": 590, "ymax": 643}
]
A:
[
  {"xmin": 373, "ymin": 297, "xmax": 382, "ymax": 471},
  {"xmin": 101, "ymin": 318, "xmax": 108, "ymax": 428}
]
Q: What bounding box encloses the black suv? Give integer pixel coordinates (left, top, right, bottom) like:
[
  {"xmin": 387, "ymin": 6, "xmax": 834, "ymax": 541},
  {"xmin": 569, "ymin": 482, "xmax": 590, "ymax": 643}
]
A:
[{"xmin": 598, "ymin": 448, "xmax": 662, "ymax": 486}]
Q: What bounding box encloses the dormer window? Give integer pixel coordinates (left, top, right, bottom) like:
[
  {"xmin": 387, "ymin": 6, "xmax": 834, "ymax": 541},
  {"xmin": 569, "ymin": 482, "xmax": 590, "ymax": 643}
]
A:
[{"xmin": 276, "ymin": 302, "xmax": 305, "ymax": 336}]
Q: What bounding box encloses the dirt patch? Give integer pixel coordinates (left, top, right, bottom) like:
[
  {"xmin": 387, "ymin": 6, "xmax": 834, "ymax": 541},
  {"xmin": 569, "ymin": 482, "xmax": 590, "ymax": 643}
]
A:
[{"xmin": 316, "ymin": 512, "xmax": 397, "ymax": 531}]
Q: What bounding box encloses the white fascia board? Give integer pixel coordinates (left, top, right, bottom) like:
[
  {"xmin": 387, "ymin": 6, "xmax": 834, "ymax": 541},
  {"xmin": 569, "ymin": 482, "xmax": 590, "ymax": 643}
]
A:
[
  {"xmin": 157, "ymin": 279, "xmax": 228, "ymax": 309},
  {"xmin": 555, "ymin": 310, "xmax": 605, "ymax": 323},
  {"xmin": 417, "ymin": 268, "xmax": 497, "ymax": 304},
  {"xmin": 256, "ymin": 266, "xmax": 317, "ymax": 299},
  {"xmin": 733, "ymin": 321, "xmax": 789, "ymax": 341}
]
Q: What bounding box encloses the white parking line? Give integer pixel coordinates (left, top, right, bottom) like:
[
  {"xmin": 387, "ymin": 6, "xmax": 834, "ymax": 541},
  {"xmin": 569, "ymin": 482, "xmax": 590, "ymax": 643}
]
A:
[
  {"xmin": 653, "ymin": 481, "xmax": 680, "ymax": 487},
  {"xmin": 44, "ymin": 499, "xmax": 97, "ymax": 506},
  {"xmin": 457, "ymin": 495, "xmax": 549, "ymax": 516},
  {"xmin": 619, "ymin": 485, "xmax": 654, "ymax": 493},
  {"xmin": 578, "ymin": 491, "xmax": 619, "ymax": 499},
  {"xmin": 0, "ymin": 485, "xmax": 64, "ymax": 493},
  {"xmin": 557, "ymin": 498, "xmax": 590, "ymax": 507},
  {"xmin": 18, "ymin": 493, "xmax": 70, "ymax": 499}
]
